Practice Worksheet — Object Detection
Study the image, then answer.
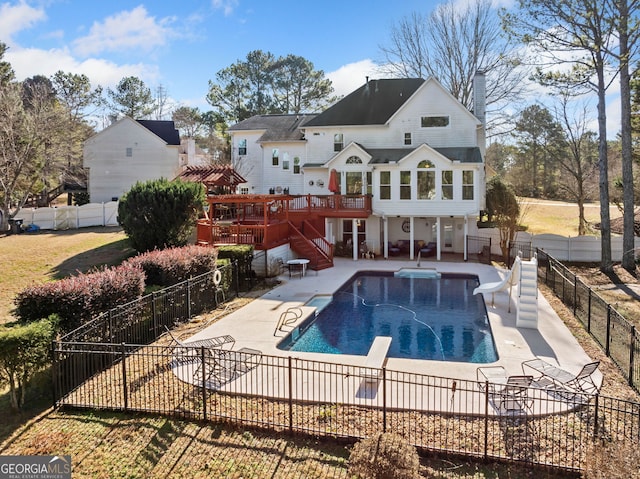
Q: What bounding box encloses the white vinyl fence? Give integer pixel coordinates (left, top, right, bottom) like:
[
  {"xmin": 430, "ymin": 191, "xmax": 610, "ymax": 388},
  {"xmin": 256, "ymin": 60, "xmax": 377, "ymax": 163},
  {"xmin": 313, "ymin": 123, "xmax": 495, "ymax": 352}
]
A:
[
  {"xmin": 14, "ymin": 202, "xmax": 119, "ymax": 230},
  {"xmin": 477, "ymin": 228, "xmax": 640, "ymax": 262}
]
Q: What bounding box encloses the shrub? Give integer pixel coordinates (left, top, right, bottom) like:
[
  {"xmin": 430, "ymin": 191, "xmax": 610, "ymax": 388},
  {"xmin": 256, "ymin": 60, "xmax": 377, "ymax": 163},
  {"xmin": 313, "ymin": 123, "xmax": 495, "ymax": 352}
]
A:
[
  {"xmin": 125, "ymin": 245, "xmax": 218, "ymax": 286},
  {"xmin": 583, "ymin": 439, "xmax": 640, "ymax": 479},
  {"xmin": 348, "ymin": 432, "xmax": 420, "ymax": 479},
  {"xmin": 118, "ymin": 178, "xmax": 205, "ymax": 253},
  {"xmin": 0, "ymin": 316, "xmax": 58, "ymax": 410},
  {"xmin": 14, "ymin": 263, "xmax": 145, "ymax": 331}
]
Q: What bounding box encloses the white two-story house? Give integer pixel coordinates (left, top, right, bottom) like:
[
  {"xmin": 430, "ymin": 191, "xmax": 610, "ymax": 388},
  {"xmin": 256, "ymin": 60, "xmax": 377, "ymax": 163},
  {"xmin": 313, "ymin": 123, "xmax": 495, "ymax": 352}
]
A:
[{"xmin": 226, "ymin": 74, "xmax": 487, "ymax": 262}]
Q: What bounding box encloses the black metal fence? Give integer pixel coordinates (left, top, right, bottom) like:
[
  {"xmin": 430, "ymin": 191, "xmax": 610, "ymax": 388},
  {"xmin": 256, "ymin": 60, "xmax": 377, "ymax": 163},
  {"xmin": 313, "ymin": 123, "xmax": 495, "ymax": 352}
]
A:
[
  {"xmin": 52, "ymin": 342, "xmax": 640, "ymax": 472},
  {"xmin": 536, "ymin": 249, "xmax": 640, "ymax": 393},
  {"xmin": 467, "ymin": 235, "xmax": 492, "ymax": 264},
  {"xmin": 56, "ymin": 263, "xmax": 238, "ymax": 397}
]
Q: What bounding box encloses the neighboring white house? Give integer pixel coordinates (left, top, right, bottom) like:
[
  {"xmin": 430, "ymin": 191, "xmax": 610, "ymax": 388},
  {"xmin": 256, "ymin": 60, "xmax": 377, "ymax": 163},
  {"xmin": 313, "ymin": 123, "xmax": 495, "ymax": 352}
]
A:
[
  {"xmin": 83, "ymin": 117, "xmax": 181, "ymax": 203},
  {"xmin": 228, "ymin": 75, "xmax": 487, "ymax": 260}
]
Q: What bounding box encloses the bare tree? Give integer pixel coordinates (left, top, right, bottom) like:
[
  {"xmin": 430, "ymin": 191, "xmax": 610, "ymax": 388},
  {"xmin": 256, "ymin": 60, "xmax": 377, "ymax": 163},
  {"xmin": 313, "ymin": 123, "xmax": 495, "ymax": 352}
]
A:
[
  {"xmin": 551, "ymin": 92, "xmax": 599, "ymax": 235},
  {"xmin": 378, "ymin": 0, "xmax": 528, "ymax": 135},
  {"xmin": 0, "ymin": 81, "xmax": 69, "ymax": 231},
  {"xmin": 503, "ymin": 0, "xmax": 617, "ymax": 272}
]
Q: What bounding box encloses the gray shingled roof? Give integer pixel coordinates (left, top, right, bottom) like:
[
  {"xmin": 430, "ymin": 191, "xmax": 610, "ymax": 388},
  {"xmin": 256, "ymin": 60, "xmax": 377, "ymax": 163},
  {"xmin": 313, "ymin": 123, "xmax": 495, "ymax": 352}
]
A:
[
  {"xmin": 302, "ymin": 78, "xmax": 424, "ymax": 127},
  {"xmin": 136, "ymin": 120, "xmax": 180, "ymax": 145},
  {"xmin": 367, "ymin": 147, "xmax": 483, "ymax": 164},
  {"xmin": 228, "ymin": 114, "xmax": 317, "ymax": 141}
]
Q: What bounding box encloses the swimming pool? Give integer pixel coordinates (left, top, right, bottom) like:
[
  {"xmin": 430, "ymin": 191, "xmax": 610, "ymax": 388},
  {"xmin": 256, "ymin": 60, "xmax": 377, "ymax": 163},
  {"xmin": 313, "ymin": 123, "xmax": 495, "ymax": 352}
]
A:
[{"xmin": 277, "ymin": 271, "xmax": 498, "ymax": 363}]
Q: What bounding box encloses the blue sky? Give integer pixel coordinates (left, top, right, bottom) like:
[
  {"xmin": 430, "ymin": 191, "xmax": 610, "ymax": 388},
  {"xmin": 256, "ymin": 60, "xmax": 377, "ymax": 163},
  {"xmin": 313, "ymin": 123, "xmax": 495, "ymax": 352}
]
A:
[
  {"xmin": 1, "ymin": 0, "xmax": 441, "ymax": 111},
  {"xmin": 1, "ymin": 0, "xmax": 622, "ymax": 137}
]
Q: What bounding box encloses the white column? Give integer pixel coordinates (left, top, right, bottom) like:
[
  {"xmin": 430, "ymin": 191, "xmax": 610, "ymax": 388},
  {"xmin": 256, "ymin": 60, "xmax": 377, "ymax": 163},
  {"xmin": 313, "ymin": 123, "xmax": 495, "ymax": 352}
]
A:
[
  {"xmin": 352, "ymin": 219, "xmax": 358, "ymax": 261},
  {"xmin": 383, "ymin": 217, "xmax": 389, "ymax": 258},
  {"xmin": 463, "ymin": 215, "xmax": 468, "ymax": 261},
  {"xmin": 409, "ymin": 217, "xmax": 415, "ymax": 260},
  {"xmin": 436, "ymin": 217, "xmax": 441, "ymax": 261}
]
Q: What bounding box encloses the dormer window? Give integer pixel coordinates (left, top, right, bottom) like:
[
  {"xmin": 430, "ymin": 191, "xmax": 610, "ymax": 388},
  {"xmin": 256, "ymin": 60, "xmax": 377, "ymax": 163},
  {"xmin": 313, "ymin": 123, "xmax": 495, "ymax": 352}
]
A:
[
  {"xmin": 421, "ymin": 116, "xmax": 449, "ymax": 127},
  {"xmin": 334, "ymin": 133, "xmax": 344, "ymax": 152}
]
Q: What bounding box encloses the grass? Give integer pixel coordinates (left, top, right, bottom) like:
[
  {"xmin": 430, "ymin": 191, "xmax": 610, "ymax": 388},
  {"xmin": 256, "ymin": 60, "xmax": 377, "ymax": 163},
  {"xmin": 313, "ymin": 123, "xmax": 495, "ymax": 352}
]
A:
[
  {"xmin": 0, "ymin": 202, "xmax": 633, "ymax": 477},
  {"xmin": 519, "ymin": 199, "xmax": 622, "ymax": 236},
  {"xmin": 0, "ymin": 226, "xmax": 133, "ymax": 324}
]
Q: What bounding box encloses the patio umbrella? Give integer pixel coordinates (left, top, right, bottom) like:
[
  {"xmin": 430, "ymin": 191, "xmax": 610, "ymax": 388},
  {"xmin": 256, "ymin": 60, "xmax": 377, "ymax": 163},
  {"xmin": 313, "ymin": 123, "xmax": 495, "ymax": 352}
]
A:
[{"xmin": 328, "ymin": 169, "xmax": 339, "ymax": 193}]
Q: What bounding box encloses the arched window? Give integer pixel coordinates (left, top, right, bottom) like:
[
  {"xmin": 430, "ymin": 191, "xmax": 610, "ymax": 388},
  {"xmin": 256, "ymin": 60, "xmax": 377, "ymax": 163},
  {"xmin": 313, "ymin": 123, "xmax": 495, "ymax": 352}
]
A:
[
  {"xmin": 417, "ymin": 159, "xmax": 435, "ymax": 169},
  {"xmin": 346, "ymin": 155, "xmax": 363, "ymax": 164}
]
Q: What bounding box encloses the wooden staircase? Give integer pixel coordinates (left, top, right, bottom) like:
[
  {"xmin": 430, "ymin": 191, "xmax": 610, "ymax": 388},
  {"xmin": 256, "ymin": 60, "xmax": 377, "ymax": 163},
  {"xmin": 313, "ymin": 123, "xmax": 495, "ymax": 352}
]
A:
[{"xmin": 289, "ymin": 221, "xmax": 333, "ymax": 271}]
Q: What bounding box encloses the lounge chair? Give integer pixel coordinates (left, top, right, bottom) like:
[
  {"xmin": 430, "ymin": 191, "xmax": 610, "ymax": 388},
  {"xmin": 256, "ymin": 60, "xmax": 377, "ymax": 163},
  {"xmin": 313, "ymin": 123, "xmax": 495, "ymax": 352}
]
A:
[
  {"xmin": 194, "ymin": 346, "xmax": 262, "ymax": 387},
  {"xmin": 165, "ymin": 326, "xmax": 235, "ymax": 362},
  {"xmin": 476, "ymin": 366, "xmax": 534, "ymax": 414},
  {"xmin": 521, "ymin": 358, "xmax": 600, "ymax": 395}
]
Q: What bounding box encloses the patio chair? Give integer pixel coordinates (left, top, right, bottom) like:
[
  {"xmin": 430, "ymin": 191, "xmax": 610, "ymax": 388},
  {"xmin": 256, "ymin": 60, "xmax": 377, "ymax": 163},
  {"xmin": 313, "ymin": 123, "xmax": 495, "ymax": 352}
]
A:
[
  {"xmin": 164, "ymin": 326, "xmax": 235, "ymax": 363},
  {"xmin": 193, "ymin": 346, "xmax": 262, "ymax": 388},
  {"xmin": 521, "ymin": 358, "xmax": 600, "ymax": 395},
  {"xmin": 476, "ymin": 366, "xmax": 534, "ymax": 414}
]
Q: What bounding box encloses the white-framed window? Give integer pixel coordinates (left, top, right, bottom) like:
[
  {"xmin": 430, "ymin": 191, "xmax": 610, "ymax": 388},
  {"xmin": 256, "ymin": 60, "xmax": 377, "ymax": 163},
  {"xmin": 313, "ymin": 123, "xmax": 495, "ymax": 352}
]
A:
[
  {"xmin": 272, "ymin": 148, "xmax": 279, "ymax": 167},
  {"xmin": 346, "ymin": 155, "xmax": 362, "ymax": 164},
  {"xmin": 442, "ymin": 170, "xmax": 453, "ymax": 200},
  {"xmin": 421, "ymin": 116, "xmax": 449, "ymax": 127},
  {"xmin": 400, "ymin": 170, "xmax": 411, "ymax": 200},
  {"xmin": 240, "ymin": 187, "xmax": 249, "ymax": 194},
  {"xmin": 334, "ymin": 133, "xmax": 343, "ymax": 152},
  {"xmin": 404, "ymin": 132, "xmax": 412, "ymax": 145},
  {"xmin": 126, "ymin": 147, "xmax": 133, "ymax": 157},
  {"xmin": 417, "ymin": 160, "xmax": 435, "ymax": 199},
  {"xmin": 379, "ymin": 171, "xmax": 391, "ymax": 200},
  {"xmin": 238, "ymin": 139, "xmax": 247, "ymax": 155},
  {"xmin": 463, "ymin": 170, "xmax": 474, "ymax": 200},
  {"xmin": 293, "ymin": 156, "xmax": 301, "ymax": 174}
]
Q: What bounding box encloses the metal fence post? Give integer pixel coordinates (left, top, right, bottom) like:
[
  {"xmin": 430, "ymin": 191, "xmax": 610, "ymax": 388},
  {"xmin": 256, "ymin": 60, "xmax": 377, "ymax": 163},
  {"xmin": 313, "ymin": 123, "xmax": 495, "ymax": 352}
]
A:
[
  {"xmin": 288, "ymin": 356, "xmax": 293, "ymax": 434},
  {"xmin": 587, "ymin": 288, "xmax": 592, "ymax": 333},
  {"xmin": 484, "ymin": 381, "xmax": 490, "ymax": 459},
  {"xmin": 151, "ymin": 291, "xmax": 157, "ymax": 332},
  {"xmin": 573, "ymin": 273, "xmax": 577, "ymax": 316},
  {"xmin": 187, "ymin": 278, "xmax": 192, "ymax": 320},
  {"xmin": 233, "ymin": 260, "xmax": 240, "ymax": 298},
  {"xmin": 121, "ymin": 343, "xmax": 128, "ymax": 412},
  {"xmin": 382, "ymin": 368, "xmax": 387, "ymax": 433},
  {"xmin": 51, "ymin": 340, "xmax": 58, "ymax": 409},
  {"xmin": 593, "ymin": 394, "xmax": 599, "ymax": 438},
  {"xmin": 606, "ymin": 305, "xmax": 612, "ymax": 357},
  {"xmin": 629, "ymin": 326, "xmax": 636, "ymax": 388},
  {"xmin": 201, "ymin": 346, "xmax": 207, "ymax": 420}
]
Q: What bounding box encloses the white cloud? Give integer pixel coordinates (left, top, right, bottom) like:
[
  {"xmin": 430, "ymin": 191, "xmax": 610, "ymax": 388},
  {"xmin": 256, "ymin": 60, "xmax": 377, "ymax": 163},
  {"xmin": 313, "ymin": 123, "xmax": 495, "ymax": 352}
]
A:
[
  {"xmin": 72, "ymin": 5, "xmax": 177, "ymax": 57},
  {"xmin": 326, "ymin": 60, "xmax": 386, "ymax": 98},
  {"xmin": 0, "ymin": 1, "xmax": 46, "ymax": 44},
  {"xmin": 211, "ymin": 0, "xmax": 238, "ymax": 16},
  {"xmin": 6, "ymin": 46, "xmax": 159, "ymax": 88}
]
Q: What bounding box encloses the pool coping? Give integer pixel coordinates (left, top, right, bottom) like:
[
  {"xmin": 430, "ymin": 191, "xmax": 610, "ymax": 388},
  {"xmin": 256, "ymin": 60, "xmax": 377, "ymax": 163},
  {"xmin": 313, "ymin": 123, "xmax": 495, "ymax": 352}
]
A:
[{"xmin": 187, "ymin": 257, "xmax": 599, "ymax": 385}]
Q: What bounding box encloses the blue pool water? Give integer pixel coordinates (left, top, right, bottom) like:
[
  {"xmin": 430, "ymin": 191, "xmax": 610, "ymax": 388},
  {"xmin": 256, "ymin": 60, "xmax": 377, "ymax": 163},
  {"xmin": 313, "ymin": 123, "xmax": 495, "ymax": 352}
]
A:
[{"xmin": 277, "ymin": 271, "xmax": 498, "ymax": 363}]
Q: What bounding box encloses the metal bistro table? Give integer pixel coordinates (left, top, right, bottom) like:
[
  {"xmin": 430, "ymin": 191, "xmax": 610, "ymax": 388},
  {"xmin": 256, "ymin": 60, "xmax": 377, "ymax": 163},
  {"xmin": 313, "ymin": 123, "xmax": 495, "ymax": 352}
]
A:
[{"xmin": 287, "ymin": 258, "xmax": 310, "ymax": 278}]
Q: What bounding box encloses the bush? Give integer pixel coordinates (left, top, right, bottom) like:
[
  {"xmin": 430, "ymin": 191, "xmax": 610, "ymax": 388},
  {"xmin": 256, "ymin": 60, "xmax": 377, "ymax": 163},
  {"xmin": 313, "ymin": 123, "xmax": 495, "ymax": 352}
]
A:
[
  {"xmin": 125, "ymin": 245, "xmax": 219, "ymax": 286},
  {"xmin": 118, "ymin": 178, "xmax": 205, "ymax": 252},
  {"xmin": 14, "ymin": 263, "xmax": 145, "ymax": 332},
  {"xmin": 348, "ymin": 432, "xmax": 420, "ymax": 479},
  {"xmin": 0, "ymin": 316, "xmax": 58, "ymax": 410},
  {"xmin": 583, "ymin": 439, "xmax": 640, "ymax": 479}
]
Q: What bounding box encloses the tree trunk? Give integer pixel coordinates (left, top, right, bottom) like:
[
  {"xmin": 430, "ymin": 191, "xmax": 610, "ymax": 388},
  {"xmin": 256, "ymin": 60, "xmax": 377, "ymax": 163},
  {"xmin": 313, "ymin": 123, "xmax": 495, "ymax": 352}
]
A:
[
  {"xmin": 617, "ymin": 0, "xmax": 637, "ymax": 274},
  {"xmin": 596, "ymin": 66, "xmax": 613, "ymax": 272}
]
